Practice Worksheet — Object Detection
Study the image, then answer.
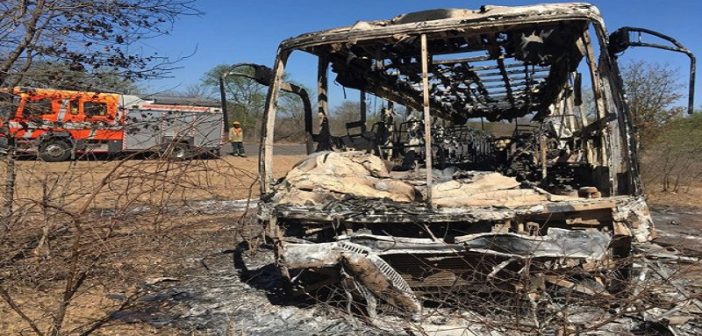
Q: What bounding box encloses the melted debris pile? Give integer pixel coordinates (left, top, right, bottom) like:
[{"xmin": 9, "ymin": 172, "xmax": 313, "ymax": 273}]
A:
[
  {"xmin": 271, "ymin": 151, "xmax": 576, "ymax": 208},
  {"xmin": 271, "ymin": 151, "xmax": 415, "ymax": 205}
]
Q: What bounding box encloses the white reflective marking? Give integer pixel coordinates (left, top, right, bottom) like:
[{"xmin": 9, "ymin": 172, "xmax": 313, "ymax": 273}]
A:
[{"xmin": 57, "ymin": 100, "xmax": 68, "ymax": 121}]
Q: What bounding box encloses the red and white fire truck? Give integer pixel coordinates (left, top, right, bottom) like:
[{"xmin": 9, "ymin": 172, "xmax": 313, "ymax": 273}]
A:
[{"xmin": 0, "ymin": 87, "xmax": 224, "ymax": 161}]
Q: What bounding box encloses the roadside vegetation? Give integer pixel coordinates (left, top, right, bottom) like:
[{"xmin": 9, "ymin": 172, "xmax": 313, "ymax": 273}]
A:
[{"xmin": 620, "ymin": 60, "xmax": 702, "ymax": 207}]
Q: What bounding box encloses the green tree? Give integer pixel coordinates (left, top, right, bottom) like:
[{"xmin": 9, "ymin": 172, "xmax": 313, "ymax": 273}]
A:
[
  {"xmin": 331, "ymin": 101, "xmax": 362, "ymax": 135},
  {"xmin": 11, "ymin": 61, "xmax": 140, "ymax": 93},
  {"xmin": 201, "ymin": 65, "xmax": 267, "ymax": 138},
  {"xmin": 0, "ymin": 0, "xmax": 199, "ymax": 90},
  {"xmin": 200, "ymin": 64, "xmax": 311, "ymax": 141},
  {"xmin": 621, "ymin": 60, "xmax": 684, "ymax": 143},
  {"xmin": 644, "ymin": 112, "xmax": 702, "ymax": 192}
]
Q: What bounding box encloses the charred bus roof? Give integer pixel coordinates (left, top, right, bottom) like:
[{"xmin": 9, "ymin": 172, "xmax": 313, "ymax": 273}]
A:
[
  {"xmin": 281, "ymin": 3, "xmax": 604, "ymax": 50},
  {"xmin": 277, "ymin": 3, "xmax": 607, "ymax": 122}
]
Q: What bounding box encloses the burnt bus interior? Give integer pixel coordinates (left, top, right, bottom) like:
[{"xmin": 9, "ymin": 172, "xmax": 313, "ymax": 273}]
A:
[{"xmin": 273, "ymin": 18, "xmax": 635, "ymax": 199}]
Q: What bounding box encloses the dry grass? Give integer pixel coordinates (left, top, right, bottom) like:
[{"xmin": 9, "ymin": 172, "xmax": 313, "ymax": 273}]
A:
[
  {"xmin": 0, "ymin": 154, "xmax": 304, "ymax": 335},
  {"xmin": 0, "ymin": 213, "xmax": 238, "ymax": 335},
  {"xmin": 1, "ymin": 155, "xmax": 304, "ymax": 210},
  {"xmin": 645, "ymin": 181, "xmax": 702, "ymax": 209}
]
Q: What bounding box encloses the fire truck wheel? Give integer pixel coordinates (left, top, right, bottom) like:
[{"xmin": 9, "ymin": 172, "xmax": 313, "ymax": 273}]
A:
[
  {"xmin": 168, "ymin": 142, "xmax": 191, "ymax": 160},
  {"xmin": 39, "ymin": 140, "xmax": 72, "ymax": 162}
]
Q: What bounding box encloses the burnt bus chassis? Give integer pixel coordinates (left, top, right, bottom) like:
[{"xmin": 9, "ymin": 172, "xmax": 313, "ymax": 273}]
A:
[
  {"xmin": 241, "ymin": 3, "xmax": 696, "ymax": 316},
  {"xmin": 260, "ymin": 197, "xmax": 654, "ymax": 315}
]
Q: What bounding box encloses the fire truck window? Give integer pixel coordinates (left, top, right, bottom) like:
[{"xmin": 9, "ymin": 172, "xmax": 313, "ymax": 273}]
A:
[
  {"xmin": 84, "ymin": 102, "xmax": 107, "ymax": 117},
  {"xmin": 24, "ymin": 98, "xmax": 53, "ymax": 116},
  {"xmin": 70, "ymin": 100, "xmax": 79, "ymax": 115}
]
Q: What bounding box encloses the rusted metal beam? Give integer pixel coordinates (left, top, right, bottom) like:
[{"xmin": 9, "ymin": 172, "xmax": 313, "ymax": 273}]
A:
[
  {"xmin": 496, "ymin": 57, "xmax": 516, "ymax": 109},
  {"xmin": 477, "ymin": 68, "xmax": 550, "ymax": 78},
  {"xmin": 317, "ymin": 55, "xmax": 329, "ymax": 121},
  {"xmin": 316, "ymin": 55, "xmax": 332, "ymax": 151},
  {"xmin": 472, "ymin": 62, "xmax": 547, "ymax": 72},
  {"xmin": 432, "ymin": 54, "xmax": 491, "ymax": 65},
  {"xmin": 582, "ymin": 30, "xmax": 609, "ymax": 168},
  {"xmin": 260, "ymin": 52, "xmax": 289, "ymax": 194},
  {"xmin": 421, "ymin": 34, "xmax": 433, "ymax": 203},
  {"xmin": 582, "ymin": 31, "xmax": 606, "ymax": 121}
]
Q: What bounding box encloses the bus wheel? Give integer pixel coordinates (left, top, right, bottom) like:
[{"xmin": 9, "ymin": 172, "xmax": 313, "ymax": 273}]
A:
[{"xmin": 39, "ymin": 140, "xmax": 72, "ymax": 162}]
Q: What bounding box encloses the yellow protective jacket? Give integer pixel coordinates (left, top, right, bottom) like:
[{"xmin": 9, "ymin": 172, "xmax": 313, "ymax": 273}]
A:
[{"xmin": 229, "ymin": 127, "xmax": 244, "ymax": 142}]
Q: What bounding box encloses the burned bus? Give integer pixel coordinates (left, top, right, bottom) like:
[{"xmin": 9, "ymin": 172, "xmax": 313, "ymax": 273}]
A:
[{"xmin": 243, "ymin": 3, "xmax": 695, "ymax": 316}]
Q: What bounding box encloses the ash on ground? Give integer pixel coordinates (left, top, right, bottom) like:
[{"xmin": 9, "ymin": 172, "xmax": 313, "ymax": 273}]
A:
[
  {"xmin": 108, "ymin": 206, "xmax": 702, "ymax": 335},
  {"xmin": 112, "ymin": 243, "xmax": 383, "ymax": 335}
]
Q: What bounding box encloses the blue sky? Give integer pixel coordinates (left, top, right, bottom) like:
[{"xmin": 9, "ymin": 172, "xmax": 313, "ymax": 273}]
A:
[{"xmin": 140, "ymin": 0, "xmax": 702, "ymax": 108}]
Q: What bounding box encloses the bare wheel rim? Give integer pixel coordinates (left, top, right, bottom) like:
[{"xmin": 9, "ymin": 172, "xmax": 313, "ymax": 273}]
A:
[
  {"xmin": 172, "ymin": 145, "xmax": 188, "ymax": 159},
  {"xmin": 44, "ymin": 143, "xmax": 66, "ymax": 158}
]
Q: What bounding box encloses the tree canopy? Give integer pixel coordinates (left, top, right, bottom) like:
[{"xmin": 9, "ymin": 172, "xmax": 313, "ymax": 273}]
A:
[
  {"xmin": 621, "ymin": 60, "xmax": 684, "ymax": 141},
  {"xmin": 0, "ymin": 0, "xmax": 200, "ymax": 92}
]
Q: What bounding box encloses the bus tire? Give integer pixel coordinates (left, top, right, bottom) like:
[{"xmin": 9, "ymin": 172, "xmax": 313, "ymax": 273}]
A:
[{"xmin": 39, "ymin": 139, "xmax": 72, "ymax": 162}]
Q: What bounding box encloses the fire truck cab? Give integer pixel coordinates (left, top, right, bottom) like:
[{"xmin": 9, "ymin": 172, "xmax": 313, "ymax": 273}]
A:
[{"xmin": 1, "ymin": 87, "xmax": 223, "ymax": 161}]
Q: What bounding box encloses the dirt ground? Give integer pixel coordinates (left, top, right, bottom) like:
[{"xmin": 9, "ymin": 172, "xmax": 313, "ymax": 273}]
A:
[
  {"xmin": 2, "ymin": 153, "xmax": 702, "ymax": 335},
  {"xmin": 0, "ymin": 154, "xmax": 315, "ymax": 336},
  {"xmin": 3, "ymin": 153, "xmax": 304, "ymax": 210},
  {"xmin": 646, "ymin": 182, "xmax": 702, "ymax": 210}
]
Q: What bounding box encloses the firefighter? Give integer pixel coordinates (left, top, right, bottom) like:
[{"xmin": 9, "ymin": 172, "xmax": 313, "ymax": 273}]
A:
[{"xmin": 229, "ymin": 121, "xmax": 246, "ymax": 157}]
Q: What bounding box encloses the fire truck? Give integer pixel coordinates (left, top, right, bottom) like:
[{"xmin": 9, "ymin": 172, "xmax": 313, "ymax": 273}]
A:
[{"xmin": 0, "ymin": 87, "xmax": 224, "ymax": 161}]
